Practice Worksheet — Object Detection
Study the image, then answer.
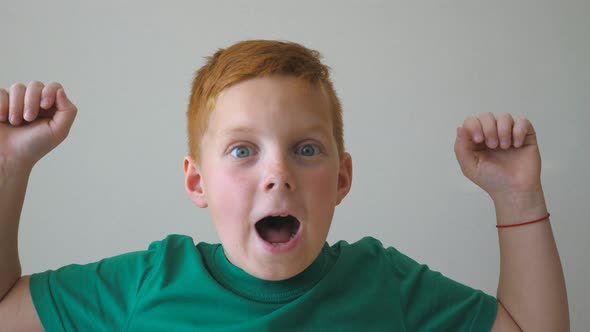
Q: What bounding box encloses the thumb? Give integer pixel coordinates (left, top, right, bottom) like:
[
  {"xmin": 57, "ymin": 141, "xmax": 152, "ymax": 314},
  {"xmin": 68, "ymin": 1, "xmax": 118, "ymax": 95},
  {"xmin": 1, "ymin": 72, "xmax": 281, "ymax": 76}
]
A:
[
  {"xmin": 454, "ymin": 127, "xmax": 478, "ymax": 178},
  {"xmin": 50, "ymin": 88, "xmax": 78, "ymax": 141}
]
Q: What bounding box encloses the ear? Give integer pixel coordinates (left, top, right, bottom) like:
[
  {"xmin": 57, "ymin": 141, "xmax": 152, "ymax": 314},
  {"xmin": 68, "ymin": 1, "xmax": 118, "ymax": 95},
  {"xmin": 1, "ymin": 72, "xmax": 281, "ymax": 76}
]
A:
[
  {"xmin": 183, "ymin": 155, "xmax": 208, "ymax": 208},
  {"xmin": 336, "ymin": 152, "xmax": 353, "ymax": 205}
]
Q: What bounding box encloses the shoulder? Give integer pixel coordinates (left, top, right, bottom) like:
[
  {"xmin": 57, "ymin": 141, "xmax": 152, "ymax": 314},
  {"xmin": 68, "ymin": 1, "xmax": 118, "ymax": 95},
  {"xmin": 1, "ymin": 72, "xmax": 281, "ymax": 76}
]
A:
[
  {"xmin": 329, "ymin": 236, "xmax": 386, "ymax": 253},
  {"xmin": 328, "ymin": 236, "xmax": 424, "ymax": 275},
  {"xmin": 147, "ymin": 233, "xmax": 197, "ymax": 250},
  {"xmin": 327, "ymin": 236, "xmax": 402, "ymax": 266},
  {"xmin": 31, "ymin": 234, "xmax": 208, "ymax": 285},
  {"xmin": 329, "ymin": 236, "xmax": 403, "ymax": 257},
  {"xmin": 146, "ymin": 234, "xmax": 219, "ymax": 266},
  {"xmin": 146, "ymin": 234, "xmax": 220, "ymax": 256}
]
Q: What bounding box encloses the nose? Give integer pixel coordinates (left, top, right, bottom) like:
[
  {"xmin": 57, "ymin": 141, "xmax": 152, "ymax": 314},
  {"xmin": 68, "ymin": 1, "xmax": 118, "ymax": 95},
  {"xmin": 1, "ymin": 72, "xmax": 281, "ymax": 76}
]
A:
[{"xmin": 262, "ymin": 155, "xmax": 295, "ymax": 192}]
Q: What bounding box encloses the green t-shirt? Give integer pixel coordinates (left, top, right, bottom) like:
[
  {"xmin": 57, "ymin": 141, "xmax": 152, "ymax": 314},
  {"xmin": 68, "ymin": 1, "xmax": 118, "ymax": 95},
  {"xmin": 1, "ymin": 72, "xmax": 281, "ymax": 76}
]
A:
[{"xmin": 30, "ymin": 235, "xmax": 497, "ymax": 331}]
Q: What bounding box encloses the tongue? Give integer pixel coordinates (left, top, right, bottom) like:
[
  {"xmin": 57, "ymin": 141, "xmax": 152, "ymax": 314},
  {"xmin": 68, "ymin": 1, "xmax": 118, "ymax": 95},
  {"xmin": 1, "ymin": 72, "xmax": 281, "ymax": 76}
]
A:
[{"xmin": 259, "ymin": 226, "xmax": 292, "ymax": 243}]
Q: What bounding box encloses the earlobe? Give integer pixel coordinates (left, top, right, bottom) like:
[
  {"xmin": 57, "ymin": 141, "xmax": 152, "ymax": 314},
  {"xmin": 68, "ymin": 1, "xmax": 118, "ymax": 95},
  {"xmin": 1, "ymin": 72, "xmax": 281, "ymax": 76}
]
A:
[
  {"xmin": 336, "ymin": 152, "xmax": 353, "ymax": 205},
  {"xmin": 183, "ymin": 156, "xmax": 208, "ymax": 208}
]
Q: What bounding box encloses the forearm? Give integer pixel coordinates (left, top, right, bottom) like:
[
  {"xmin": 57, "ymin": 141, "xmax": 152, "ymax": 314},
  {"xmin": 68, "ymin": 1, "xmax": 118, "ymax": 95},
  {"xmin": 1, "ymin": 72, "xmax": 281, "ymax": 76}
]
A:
[
  {"xmin": 494, "ymin": 190, "xmax": 569, "ymax": 331},
  {"xmin": 0, "ymin": 159, "xmax": 31, "ymax": 301}
]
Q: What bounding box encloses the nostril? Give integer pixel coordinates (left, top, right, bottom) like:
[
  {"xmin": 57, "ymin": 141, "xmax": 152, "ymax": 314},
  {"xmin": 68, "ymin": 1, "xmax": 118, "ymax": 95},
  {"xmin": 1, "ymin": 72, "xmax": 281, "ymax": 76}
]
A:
[{"xmin": 264, "ymin": 181, "xmax": 293, "ymax": 191}]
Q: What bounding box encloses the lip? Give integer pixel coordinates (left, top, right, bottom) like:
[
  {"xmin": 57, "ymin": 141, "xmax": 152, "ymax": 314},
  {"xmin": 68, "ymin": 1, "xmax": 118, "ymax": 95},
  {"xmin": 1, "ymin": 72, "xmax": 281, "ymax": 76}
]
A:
[
  {"xmin": 254, "ymin": 210, "xmax": 302, "ymax": 254},
  {"xmin": 253, "ymin": 209, "xmax": 299, "ymax": 224}
]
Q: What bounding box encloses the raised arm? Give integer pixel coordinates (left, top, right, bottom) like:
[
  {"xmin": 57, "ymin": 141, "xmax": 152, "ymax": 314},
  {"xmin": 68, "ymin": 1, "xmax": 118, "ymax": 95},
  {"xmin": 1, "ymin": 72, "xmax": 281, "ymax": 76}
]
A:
[
  {"xmin": 0, "ymin": 81, "xmax": 77, "ymax": 331},
  {"xmin": 454, "ymin": 112, "xmax": 569, "ymax": 331}
]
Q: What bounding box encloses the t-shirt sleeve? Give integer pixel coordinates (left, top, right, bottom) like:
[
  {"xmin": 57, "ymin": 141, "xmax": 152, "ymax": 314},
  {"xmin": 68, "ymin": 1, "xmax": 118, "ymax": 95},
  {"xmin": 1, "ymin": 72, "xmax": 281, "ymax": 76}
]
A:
[
  {"xmin": 386, "ymin": 246, "xmax": 497, "ymax": 331},
  {"xmin": 29, "ymin": 240, "xmax": 164, "ymax": 331}
]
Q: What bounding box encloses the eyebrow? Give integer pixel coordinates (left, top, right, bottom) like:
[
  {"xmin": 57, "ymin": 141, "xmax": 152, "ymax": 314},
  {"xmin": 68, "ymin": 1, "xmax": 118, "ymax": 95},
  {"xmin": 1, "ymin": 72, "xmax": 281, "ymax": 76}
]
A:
[
  {"xmin": 218, "ymin": 126, "xmax": 254, "ymax": 136},
  {"xmin": 219, "ymin": 124, "xmax": 331, "ymax": 137}
]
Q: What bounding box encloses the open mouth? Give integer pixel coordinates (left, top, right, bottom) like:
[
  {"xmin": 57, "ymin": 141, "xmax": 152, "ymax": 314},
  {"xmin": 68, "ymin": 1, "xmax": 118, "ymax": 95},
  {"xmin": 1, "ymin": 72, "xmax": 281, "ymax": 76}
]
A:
[{"xmin": 255, "ymin": 215, "xmax": 301, "ymax": 245}]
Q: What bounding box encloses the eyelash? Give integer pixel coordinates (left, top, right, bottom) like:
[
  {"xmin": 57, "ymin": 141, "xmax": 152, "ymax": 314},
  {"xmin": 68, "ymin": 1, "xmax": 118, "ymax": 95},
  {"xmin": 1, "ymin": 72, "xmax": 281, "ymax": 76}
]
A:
[
  {"xmin": 229, "ymin": 145, "xmax": 256, "ymax": 159},
  {"xmin": 227, "ymin": 142, "xmax": 323, "ymax": 159},
  {"xmin": 295, "ymin": 143, "xmax": 321, "ymax": 157}
]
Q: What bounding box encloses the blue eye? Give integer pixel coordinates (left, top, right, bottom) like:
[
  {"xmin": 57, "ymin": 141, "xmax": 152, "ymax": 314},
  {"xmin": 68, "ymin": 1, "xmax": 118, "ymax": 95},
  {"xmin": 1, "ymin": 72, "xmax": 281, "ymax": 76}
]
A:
[
  {"xmin": 297, "ymin": 144, "xmax": 320, "ymax": 157},
  {"xmin": 230, "ymin": 146, "xmax": 253, "ymax": 158}
]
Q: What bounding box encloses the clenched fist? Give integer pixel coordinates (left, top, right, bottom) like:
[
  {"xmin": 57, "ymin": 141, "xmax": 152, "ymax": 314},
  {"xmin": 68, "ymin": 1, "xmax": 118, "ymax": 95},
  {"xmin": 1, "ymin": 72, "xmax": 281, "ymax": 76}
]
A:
[
  {"xmin": 0, "ymin": 81, "xmax": 77, "ymax": 172},
  {"xmin": 454, "ymin": 112, "xmax": 542, "ymax": 202}
]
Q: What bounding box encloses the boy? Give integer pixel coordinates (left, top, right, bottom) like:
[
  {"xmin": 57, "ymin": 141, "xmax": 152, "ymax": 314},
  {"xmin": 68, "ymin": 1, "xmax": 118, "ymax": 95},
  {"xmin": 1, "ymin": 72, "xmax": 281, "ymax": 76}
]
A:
[{"xmin": 0, "ymin": 40, "xmax": 568, "ymax": 331}]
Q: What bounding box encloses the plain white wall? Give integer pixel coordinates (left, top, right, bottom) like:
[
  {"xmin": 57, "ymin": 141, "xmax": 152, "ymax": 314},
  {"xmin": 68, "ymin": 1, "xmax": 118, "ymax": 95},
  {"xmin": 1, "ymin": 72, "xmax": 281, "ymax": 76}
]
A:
[{"xmin": 2, "ymin": 0, "xmax": 588, "ymax": 329}]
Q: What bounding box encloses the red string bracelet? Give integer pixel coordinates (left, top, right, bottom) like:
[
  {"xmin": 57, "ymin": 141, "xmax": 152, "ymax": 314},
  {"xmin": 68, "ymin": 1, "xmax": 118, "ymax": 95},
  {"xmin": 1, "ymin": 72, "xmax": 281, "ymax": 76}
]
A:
[{"xmin": 496, "ymin": 212, "xmax": 551, "ymax": 228}]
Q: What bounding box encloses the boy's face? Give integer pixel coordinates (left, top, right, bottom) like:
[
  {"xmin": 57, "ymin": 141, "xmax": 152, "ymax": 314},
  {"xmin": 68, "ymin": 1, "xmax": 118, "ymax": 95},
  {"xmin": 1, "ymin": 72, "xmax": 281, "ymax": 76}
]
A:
[{"xmin": 184, "ymin": 75, "xmax": 352, "ymax": 281}]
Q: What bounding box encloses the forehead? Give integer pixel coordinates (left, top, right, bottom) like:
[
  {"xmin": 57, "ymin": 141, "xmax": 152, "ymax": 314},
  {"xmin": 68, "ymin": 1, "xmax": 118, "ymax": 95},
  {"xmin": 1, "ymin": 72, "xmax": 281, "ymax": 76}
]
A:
[{"xmin": 207, "ymin": 76, "xmax": 332, "ymax": 134}]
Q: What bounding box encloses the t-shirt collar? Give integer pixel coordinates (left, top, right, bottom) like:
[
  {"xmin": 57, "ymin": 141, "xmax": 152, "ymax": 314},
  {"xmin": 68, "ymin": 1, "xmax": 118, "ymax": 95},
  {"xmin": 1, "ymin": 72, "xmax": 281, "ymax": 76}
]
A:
[{"xmin": 208, "ymin": 243, "xmax": 332, "ymax": 303}]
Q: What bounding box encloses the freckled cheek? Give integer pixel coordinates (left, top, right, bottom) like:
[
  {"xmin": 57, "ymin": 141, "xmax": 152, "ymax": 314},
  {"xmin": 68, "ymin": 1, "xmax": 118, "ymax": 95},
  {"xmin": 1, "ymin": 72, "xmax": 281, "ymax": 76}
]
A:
[
  {"xmin": 206, "ymin": 169, "xmax": 257, "ymax": 229},
  {"xmin": 302, "ymin": 166, "xmax": 339, "ymax": 201},
  {"xmin": 299, "ymin": 166, "xmax": 339, "ymax": 242}
]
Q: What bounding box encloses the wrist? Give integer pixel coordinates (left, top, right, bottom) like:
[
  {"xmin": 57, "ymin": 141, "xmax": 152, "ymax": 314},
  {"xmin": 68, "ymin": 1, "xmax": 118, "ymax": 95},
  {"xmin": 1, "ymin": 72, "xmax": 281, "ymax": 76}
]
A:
[
  {"xmin": 492, "ymin": 190, "xmax": 548, "ymax": 226},
  {"xmin": 0, "ymin": 155, "xmax": 33, "ymax": 190}
]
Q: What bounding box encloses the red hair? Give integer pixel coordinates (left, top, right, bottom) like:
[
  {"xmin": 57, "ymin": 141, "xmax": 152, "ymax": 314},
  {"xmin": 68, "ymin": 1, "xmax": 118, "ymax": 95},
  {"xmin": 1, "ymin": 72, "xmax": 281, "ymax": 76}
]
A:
[{"xmin": 187, "ymin": 40, "xmax": 344, "ymax": 161}]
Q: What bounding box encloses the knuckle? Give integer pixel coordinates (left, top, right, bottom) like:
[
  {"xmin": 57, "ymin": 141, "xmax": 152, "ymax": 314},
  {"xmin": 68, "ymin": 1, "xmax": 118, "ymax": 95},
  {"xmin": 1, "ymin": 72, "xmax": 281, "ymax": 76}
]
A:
[
  {"xmin": 463, "ymin": 116, "xmax": 477, "ymax": 126},
  {"xmin": 481, "ymin": 122, "xmax": 493, "ymax": 131},
  {"xmin": 481, "ymin": 119, "xmax": 497, "ymax": 131},
  {"xmin": 515, "ymin": 119, "xmax": 529, "ymax": 130},
  {"xmin": 9, "ymin": 82, "xmax": 25, "ymax": 91},
  {"xmin": 497, "ymin": 112, "xmax": 512, "ymax": 121},
  {"xmin": 497, "ymin": 120, "xmax": 511, "ymax": 130},
  {"xmin": 28, "ymin": 80, "xmax": 44, "ymax": 88},
  {"xmin": 48, "ymin": 81, "xmax": 63, "ymax": 89}
]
